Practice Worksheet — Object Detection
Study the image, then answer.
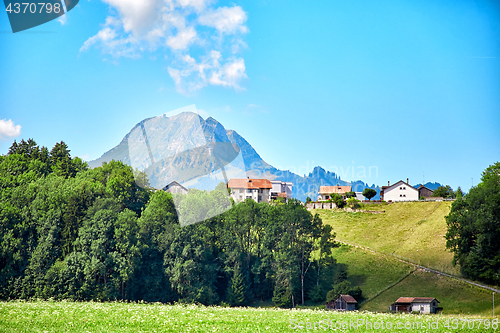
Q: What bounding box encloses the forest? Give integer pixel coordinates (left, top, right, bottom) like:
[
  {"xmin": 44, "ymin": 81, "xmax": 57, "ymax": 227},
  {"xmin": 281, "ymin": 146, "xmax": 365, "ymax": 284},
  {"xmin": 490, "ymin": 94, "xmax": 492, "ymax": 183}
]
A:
[{"xmin": 0, "ymin": 139, "xmax": 360, "ymax": 307}]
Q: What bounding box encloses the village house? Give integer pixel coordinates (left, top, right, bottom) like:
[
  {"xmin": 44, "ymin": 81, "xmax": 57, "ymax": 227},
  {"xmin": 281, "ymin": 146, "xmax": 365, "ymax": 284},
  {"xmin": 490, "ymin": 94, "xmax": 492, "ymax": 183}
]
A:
[
  {"xmin": 227, "ymin": 178, "xmax": 272, "ymax": 203},
  {"xmin": 318, "ymin": 184, "xmax": 352, "ymax": 201},
  {"xmin": 390, "ymin": 297, "xmax": 441, "ymax": 314},
  {"xmin": 380, "ymin": 179, "xmax": 419, "ymax": 202},
  {"xmin": 162, "ymin": 181, "xmax": 188, "ymax": 195},
  {"xmin": 355, "ymin": 192, "xmax": 366, "ymax": 201},
  {"xmin": 418, "ymin": 185, "xmax": 434, "ymax": 199},
  {"xmin": 326, "ymin": 294, "xmax": 358, "ymax": 311},
  {"xmin": 270, "ymin": 180, "xmax": 293, "ymax": 201}
]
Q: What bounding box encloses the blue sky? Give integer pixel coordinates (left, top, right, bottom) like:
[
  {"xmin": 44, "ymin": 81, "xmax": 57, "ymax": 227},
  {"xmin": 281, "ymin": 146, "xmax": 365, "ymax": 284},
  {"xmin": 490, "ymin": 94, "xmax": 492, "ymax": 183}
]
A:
[{"xmin": 1, "ymin": 0, "xmax": 499, "ymax": 191}]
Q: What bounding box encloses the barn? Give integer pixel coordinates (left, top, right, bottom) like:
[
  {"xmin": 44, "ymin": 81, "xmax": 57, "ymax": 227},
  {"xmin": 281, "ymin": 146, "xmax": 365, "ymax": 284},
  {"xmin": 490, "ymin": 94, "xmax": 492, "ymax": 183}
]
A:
[
  {"xmin": 326, "ymin": 294, "xmax": 358, "ymax": 311},
  {"xmin": 418, "ymin": 185, "xmax": 434, "ymax": 199}
]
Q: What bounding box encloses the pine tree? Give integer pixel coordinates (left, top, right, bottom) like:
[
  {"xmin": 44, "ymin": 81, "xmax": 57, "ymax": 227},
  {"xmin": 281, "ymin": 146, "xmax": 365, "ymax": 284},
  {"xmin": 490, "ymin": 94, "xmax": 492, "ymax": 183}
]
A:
[{"xmin": 227, "ymin": 264, "xmax": 246, "ymax": 306}]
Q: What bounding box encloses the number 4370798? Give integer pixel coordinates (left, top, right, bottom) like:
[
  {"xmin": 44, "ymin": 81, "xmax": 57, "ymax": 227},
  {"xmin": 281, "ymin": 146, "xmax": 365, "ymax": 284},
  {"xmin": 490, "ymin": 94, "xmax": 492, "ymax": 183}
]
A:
[
  {"xmin": 444, "ymin": 318, "xmax": 498, "ymax": 330},
  {"xmin": 5, "ymin": 3, "xmax": 62, "ymax": 14}
]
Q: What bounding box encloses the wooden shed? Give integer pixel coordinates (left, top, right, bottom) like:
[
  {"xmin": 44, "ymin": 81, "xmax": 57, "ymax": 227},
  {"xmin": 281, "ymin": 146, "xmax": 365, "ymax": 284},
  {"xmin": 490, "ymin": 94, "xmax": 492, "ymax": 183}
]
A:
[
  {"xmin": 326, "ymin": 294, "xmax": 358, "ymax": 311},
  {"xmin": 418, "ymin": 185, "xmax": 434, "ymax": 199}
]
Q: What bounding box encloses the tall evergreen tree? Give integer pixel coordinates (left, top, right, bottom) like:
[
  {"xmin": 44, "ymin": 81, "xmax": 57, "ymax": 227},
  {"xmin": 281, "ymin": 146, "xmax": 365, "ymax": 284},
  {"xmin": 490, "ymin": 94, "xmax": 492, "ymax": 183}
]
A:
[{"xmin": 227, "ymin": 264, "xmax": 246, "ymax": 306}]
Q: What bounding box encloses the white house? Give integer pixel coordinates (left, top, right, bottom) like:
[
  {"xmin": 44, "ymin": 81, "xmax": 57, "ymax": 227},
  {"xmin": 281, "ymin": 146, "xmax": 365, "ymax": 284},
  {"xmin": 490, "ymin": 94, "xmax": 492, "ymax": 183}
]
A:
[
  {"xmin": 227, "ymin": 178, "xmax": 272, "ymax": 203},
  {"xmin": 381, "ymin": 179, "xmax": 418, "ymax": 202},
  {"xmin": 270, "ymin": 180, "xmax": 293, "ymax": 201},
  {"xmin": 355, "ymin": 192, "xmax": 366, "ymax": 201},
  {"xmin": 390, "ymin": 297, "xmax": 441, "ymax": 314},
  {"xmin": 162, "ymin": 181, "xmax": 188, "ymax": 195}
]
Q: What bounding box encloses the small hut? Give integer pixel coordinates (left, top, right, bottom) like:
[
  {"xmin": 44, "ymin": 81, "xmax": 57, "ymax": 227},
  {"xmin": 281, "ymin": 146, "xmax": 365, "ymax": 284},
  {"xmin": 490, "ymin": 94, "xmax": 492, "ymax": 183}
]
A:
[{"xmin": 326, "ymin": 294, "xmax": 358, "ymax": 311}]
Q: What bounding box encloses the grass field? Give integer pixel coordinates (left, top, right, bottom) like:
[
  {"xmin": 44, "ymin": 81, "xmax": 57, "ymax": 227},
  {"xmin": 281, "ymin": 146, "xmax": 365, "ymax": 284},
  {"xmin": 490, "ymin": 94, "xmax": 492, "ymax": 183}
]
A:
[
  {"xmin": 329, "ymin": 244, "xmax": 499, "ymax": 316},
  {"xmin": 330, "ymin": 244, "xmax": 414, "ymax": 300},
  {"xmin": 311, "ymin": 202, "xmax": 500, "ymax": 317},
  {"xmin": 314, "ymin": 201, "xmax": 459, "ymax": 275},
  {"xmin": 362, "ymin": 269, "xmax": 500, "ymax": 316},
  {"xmin": 1, "ymin": 301, "xmax": 499, "ymax": 332}
]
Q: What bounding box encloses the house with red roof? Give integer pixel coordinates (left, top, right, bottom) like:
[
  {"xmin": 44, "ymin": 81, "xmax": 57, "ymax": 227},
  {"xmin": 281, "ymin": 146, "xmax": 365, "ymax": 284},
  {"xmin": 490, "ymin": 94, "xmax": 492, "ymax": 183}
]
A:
[
  {"xmin": 390, "ymin": 297, "xmax": 441, "ymax": 314},
  {"xmin": 227, "ymin": 178, "xmax": 273, "ymax": 203},
  {"xmin": 318, "ymin": 184, "xmax": 352, "ymax": 201}
]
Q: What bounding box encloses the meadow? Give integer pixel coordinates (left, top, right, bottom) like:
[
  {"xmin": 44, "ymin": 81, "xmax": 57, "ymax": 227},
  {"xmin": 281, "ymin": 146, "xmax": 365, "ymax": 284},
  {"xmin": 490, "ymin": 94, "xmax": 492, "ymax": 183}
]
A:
[
  {"xmin": 315, "ymin": 201, "xmax": 459, "ymax": 275},
  {"xmin": 1, "ymin": 300, "xmax": 498, "ymax": 332},
  {"xmin": 362, "ymin": 269, "xmax": 500, "ymax": 316},
  {"xmin": 313, "ymin": 202, "xmax": 500, "ymax": 316}
]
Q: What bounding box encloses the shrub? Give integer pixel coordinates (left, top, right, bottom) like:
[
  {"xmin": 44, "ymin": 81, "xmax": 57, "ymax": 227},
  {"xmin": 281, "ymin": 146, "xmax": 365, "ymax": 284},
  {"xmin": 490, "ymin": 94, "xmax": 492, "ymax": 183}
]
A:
[{"xmin": 346, "ymin": 197, "xmax": 361, "ymax": 209}]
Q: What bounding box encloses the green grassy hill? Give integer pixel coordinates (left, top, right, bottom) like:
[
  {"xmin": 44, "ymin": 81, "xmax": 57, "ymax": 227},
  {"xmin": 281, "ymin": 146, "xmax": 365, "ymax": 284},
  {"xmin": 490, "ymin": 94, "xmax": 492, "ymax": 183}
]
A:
[
  {"xmin": 315, "ymin": 201, "xmax": 458, "ymax": 274},
  {"xmin": 330, "ymin": 245, "xmax": 414, "ymax": 300},
  {"xmin": 362, "ymin": 269, "xmax": 499, "ymax": 316},
  {"xmin": 314, "ymin": 202, "xmax": 500, "ymax": 315},
  {"xmin": 331, "ymin": 244, "xmax": 499, "ymax": 315}
]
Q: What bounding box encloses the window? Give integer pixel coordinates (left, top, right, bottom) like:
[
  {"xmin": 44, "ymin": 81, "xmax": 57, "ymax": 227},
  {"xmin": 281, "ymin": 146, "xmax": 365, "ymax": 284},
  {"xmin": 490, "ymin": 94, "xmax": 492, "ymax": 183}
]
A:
[
  {"xmin": 403, "ymin": 187, "xmax": 406, "ymax": 190},
  {"xmin": 400, "ymin": 194, "xmax": 402, "ymax": 197},
  {"xmin": 400, "ymin": 187, "xmax": 402, "ymax": 190},
  {"xmin": 246, "ymin": 189, "xmax": 252, "ymax": 193},
  {"xmin": 403, "ymin": 194, "xmax": 406, "ymax": 197}
]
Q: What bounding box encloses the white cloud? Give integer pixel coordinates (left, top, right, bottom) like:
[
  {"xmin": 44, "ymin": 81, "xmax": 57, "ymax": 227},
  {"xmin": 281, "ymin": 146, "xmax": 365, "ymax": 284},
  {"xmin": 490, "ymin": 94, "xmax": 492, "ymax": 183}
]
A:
[
  {"xmin": 81, "ymin": 0, "xmax": 249, "ymax": 93},
  {"xmin": 208, "ymin": 57, "xmax": 247, "ymax": 88},
  {"xmin": 0, "ymin": 119, "xmax": 21, "ymax": 140},
  {"xmin": 166, "ymin": 26, "xmax": 197, "ymax": 50},
  {"xmin": 102, "ymin": 0, "xmax": 163, "ymax": 36},
  {"xmin": 177, "ymin": 0, "xmax": 212, "ymax": 12},
  {"xmin": 198, "ymin": 6, "xmax": 248, "ymax": 34},
  {"xmin": 167, "ymin": 50, "xmax": 246, "ymax": 94}
]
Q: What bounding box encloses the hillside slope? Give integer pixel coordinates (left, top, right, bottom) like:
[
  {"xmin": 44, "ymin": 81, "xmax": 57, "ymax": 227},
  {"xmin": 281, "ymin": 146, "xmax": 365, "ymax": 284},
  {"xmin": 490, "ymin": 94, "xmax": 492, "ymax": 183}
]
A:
[
  {"xmin": 316, "ymin": 201, "xmax": 458, "ymax": 275},
  {"xmin": 315, "ymin": 201, "xmax": 500, "ymax": 315},
  {"xmin": 331, "ymin": 245, "xmax": 499, "ymax": 315}
]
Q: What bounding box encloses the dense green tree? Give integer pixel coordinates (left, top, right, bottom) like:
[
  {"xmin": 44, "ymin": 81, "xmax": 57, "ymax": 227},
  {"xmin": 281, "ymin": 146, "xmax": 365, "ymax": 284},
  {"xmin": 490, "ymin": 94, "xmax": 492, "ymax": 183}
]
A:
[
  {"xmin": 227, "ymin": 264, "xmax": 247, "ymax": 306},
  {"xmin": 432, "ymin": 185, "xmax": 455, "ymax": 198},
  {"xmin": 481, "ymin": 162, "xmax": 500, "ymax": 183},
  {"xmin": 362, "ymin": 188, "xmax": 377, "ymax": 201},
  {"xmin": 325, "ymin": 265, "xmax": 363, "ymax": 303},
  {"xmin": 329, "ymin": 193, "xmax": 346, "ymax": 208},
  {"xmin": 0, "ymin": 138, "xmax": 351, "ymax": 306},
  {"xmin": 445, "ymin": 163, "xmax": 500, "ymax": 285},
  {"xmin": 50, "ymin": 141, "xmax": 81, "ymax": 178},
  {"xmin": 345, "ymin": 191, "xmax": 356, "ymax": 199},
  {"xmin": 136, "ymin": 190, "xmax": 177, "ymax": 303},
  {"xmin": 272, "ymin": 272, "xmax": 294, "ymax": 308}
]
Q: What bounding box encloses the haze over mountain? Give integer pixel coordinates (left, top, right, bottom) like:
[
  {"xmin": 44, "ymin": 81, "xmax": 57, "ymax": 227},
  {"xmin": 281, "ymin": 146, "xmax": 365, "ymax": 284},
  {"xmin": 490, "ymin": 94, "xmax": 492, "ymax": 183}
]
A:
[{"xmin": 89, "ymin": 112, "xmax": 380, "ymax": 201}]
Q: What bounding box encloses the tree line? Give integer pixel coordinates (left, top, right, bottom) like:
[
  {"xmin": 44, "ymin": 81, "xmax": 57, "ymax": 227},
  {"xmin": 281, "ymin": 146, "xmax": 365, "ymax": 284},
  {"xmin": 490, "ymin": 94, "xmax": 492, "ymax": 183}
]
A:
[
  {"xmin": 445, "ymin": 162, "xmax": 500, "ymax": 286},
  {"xmin": 0, "ymin": 139, "xmax": 361, "ymax": 307}
]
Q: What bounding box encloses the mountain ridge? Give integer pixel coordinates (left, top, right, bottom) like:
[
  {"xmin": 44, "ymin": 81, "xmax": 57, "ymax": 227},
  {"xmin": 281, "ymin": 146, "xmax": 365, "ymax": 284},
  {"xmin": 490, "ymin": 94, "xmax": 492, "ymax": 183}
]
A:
[{"xmin": 88, "ymin": 112, "xmax": 381, "ymax": 201}]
